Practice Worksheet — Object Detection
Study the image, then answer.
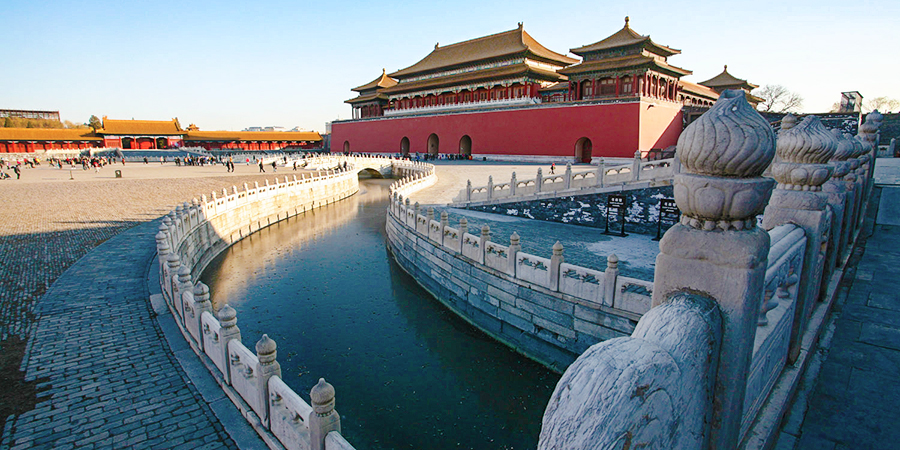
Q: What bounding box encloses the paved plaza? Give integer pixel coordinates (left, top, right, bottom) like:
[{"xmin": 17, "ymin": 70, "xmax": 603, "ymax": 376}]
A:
[{"xmin": 0, "ymin": 157, "xmax": 898, "ymax": 449}]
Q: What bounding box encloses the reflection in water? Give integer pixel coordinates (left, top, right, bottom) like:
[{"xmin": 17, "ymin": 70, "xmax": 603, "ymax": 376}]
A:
[{"xmin": 201, "ymin": 179, "xmax": 559, "ymax": 450}]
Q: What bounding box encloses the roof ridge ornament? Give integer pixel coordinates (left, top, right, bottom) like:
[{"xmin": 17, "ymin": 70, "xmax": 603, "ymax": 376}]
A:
[
  {"xmin": 624, "ymin": 16, "xmax": 630, "ymax": 28},
  {"xmin": 435, "ymin": 42, "xmax": 439, "ymax": 49}
]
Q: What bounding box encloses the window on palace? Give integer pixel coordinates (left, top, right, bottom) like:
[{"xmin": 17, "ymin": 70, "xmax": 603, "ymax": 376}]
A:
[
  {"xmin": 464, "ymin": 93, "xmax": 471, "ymax": 102},
  {"xmin": 581, "ymin": 81, "xmax": 593, "ymax": 98},
  {"xmin": 621, "ymin": 77, "xmax": 633, "ymax": 94},
  {"xmin": 480, "ymin": 92, "xmax": 487, "ymax": 101},
  {"xmin": 600, "ymin": 78, "xmax": 616, "ymax": 95},
  {"xmin": 515, "ymin": 87, "xmax": 522, "ymax": 97}
]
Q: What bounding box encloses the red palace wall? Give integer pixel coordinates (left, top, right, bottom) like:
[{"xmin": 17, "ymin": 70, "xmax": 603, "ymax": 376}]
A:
[{"xmin": 332, "ymin": 100, "xmax": 683, "ymax": 159}]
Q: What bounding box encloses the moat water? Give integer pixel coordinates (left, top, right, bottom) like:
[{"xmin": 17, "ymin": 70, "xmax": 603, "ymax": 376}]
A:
[{"xmin": 200, "ymin": 178, "xmax": 560, "ymax": 450}]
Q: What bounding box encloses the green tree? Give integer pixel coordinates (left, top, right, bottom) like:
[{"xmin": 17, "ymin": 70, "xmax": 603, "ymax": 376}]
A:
[{"xmin": 89, "ymin": 115, "xmax": 102, "ymax": 130}]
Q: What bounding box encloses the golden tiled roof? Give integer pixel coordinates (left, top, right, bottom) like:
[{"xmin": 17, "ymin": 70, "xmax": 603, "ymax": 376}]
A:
[
  {"xmin": 99, "ymin": 117, "xmax": 183, "ymax": 135},
  {"xmin": 559, "ymin": 55, "xmax": 691, "ymax": 77},
  {"xmin": 184, "ymin": 131, "xmax": 322, "ymax": 141},
  {"xmin": 345, "ymin": 92, "xmax": 390, "ymax": 105},
  {"xmin": 539, "ymin": 82, "xmax": 569, "ymax": 92},
  {"xmin": 679, "ymin": 80, "xmax": 719, "ymax": 99},
  {"xmin": 380, "ymin": 63, "xmax": 564, "ymax": 96},
  {"xmin": 699, "ymin": 65, "xmax": 759, "ymax": 90},
  {"xmin": 570, "ymin": 17, "xmax": 680, "ymax": 57},
  {"xmin": 352, "ymin": 69, "xmax": 399, "ymax": 92},
  {"xmin": 388, "ymin": 24, "xmax": 577, "ymax": 78},
  {"xmin": 0, "ymin": 128, "xmax": 101, "ymax": 141}
]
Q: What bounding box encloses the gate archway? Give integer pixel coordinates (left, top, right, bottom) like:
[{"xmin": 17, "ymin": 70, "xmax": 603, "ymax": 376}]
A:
[
  {"xmin": 400, "ymin": 137, "xmax": 410, "ymax": 157},
  {"xmin": 343, "ymin": 141, "xmax": 350, "ymax": 153},
  {"xmin": 575, "ymin": 137, "xmax": 592, "ymax": 163},
  {"xmin": 427, "ymin": 133, "xmax": 439, "ymax": 156},
  {"xmin": 459, "ymin": 135, "xmax": 472, "ymax": 157}
]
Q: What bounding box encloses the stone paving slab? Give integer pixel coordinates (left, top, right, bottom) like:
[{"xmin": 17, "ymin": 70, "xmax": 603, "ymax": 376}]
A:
[
  {"xmin": 791, "ymin": 192, "xmax": 900, "ymax": 448},
  {"xmin": 1, "ymin": 220, "xmax": 236, "ymax": 449}
]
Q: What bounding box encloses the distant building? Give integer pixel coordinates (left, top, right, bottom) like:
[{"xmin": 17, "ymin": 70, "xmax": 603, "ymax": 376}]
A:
[
  {"xmin": 0, "ymin": 109, "xmax": 61, "ymax": 121},
  {"xmin": 839, "ymin": 91, "xmax": 864, "ymax": 113},
  {"xmin": 0, "ymin": 116, "xmax": 322, "ymax": 153},
  {"xmin": 333, "ymin": 18, "xmax": 752, "ymax": 162}
]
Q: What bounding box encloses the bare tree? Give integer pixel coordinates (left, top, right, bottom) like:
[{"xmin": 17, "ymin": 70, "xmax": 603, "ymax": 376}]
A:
[
  {"xmin": 864, "ymin": 96, "xmax": 899, "ymax": 113},
  {"xmin": 754, "ymin": 85, "xmax": 804, "ymax": 113}
]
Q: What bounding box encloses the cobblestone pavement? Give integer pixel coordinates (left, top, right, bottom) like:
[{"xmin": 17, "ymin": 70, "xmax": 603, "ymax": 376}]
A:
[
  {"xmin": 783, "ymin": 187, "xmax": 900, "ymax": 449},
  {"xmin": 0, "ymin": 162, "xmax": 302, "ymax": 447},
  {"xmin": 2, "ymin": 220, "xmax": 236, "ymax": 449}
]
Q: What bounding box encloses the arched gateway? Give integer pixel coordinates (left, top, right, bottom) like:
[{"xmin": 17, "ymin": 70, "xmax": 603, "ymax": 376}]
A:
[
  {"xmin": 427, "ymin": 133, "xmax": 439, "ymax": 156},
  {"xmin": 575, "ymin": 137, "xmax": 592, "ymax": 163},
  {"xmin": 400, "ymin": 137, "xmax": 410, "ymax": 157},
  {"xmin": 343, "ymin": 141, "xmax": 350, "ymax": 153},
  {"xmin": 459, "ymin": 135, "xmax": 472, "ymax": 156}
]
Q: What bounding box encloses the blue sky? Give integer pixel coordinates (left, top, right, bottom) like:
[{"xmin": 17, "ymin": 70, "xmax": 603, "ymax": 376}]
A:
[{"xmin": 3, "ymin": 0, "xmax": 897, "ymax": 132}]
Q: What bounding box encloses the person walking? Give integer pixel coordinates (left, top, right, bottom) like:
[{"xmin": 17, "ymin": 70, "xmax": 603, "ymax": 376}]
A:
[
  {"xmin": 259, "ymin": 160, "xmax": 265, "ymax": 173},
  {"xmin": 13, "ymin": 164, "xmax": 21, "ymax": 180},
  {"xmin": 272, "ymin": 161, "xmax": 277, "ymax": 172}
]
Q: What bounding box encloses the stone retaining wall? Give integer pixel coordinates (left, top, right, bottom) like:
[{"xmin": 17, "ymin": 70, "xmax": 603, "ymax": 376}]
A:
[
  {"xmin": 153, "ymin": 156, "xmax": 434, "ymax": 450},
  {"xmin": 384, "ymin": 196, "xmax": 652, "ymax": 371}
]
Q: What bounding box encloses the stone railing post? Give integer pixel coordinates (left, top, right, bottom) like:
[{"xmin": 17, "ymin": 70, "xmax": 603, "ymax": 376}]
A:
[
  {"xmin": 427, "ymin": 207, "xmax": 435, "ymax": 223},
  {"xmin": 890, "ymin": 137, "xmax": 896, "ymax": 157},
  {"xmin": 176, "ymin": 265, "xmax": 193, "ymax": 324},
  {"xmin": 762, "ymin": 116, "xmax": 837, "ymax": 363},
  {"xmin": 858, "ymin": 111, "xmax": 883, "ymax": 212},
  {"xmin": 217, "ymin": 304, "xmax": 242, "ymax": 384},
  {"xmin": 508, "ymin": 232, "xmax": 521, "ymax": 276},
  {"xmin": 510, "ymin": 172, "xmax": 517, "ymax": 196},
  {"xmin": 651, "ymin": 90, "xmax": 776, "ymax": 448},
  {"xmin": 596, "ymin": 158, "xmax": 605, "ymax": 187},
  {"xmin": 487, "ymin": 176, "xmax": 494, "ymax": 200},
  {"xmin": 672, "ymin": 151, "xmax": 681, "ymax": 174},
  {"xmin": 440, "ymin": 212, "xmax": 448, "ymax": 245},
  {"xmin": 631, "ymin": 149, "xmax": 642, "ymax": 181},
  {"xmin": 156, "ymin": 228, "xmax": 170, "ymax": 285},
  {"xmin": 413, "ymin": 202, "xmax": 420, "ymax": 220},
  {"xmin": 309, "ymin": 378, "xmax": 341, "ymax": 450},
  {"xmin": 536, "ymin": 168, "xmax": 543, "ymax": 193},
  {"xmin": 479, "ymin": 225, "xmax": 490, "ymax": 264},
  {"xmin": 550, "ymin": 241, "xmax": 564, "ymax": 291},
  {"xmin": 255, "ymin": 334, "xmax": 281, "ymax": 427},
  {"xmin": 603, "ymin": 254, "xmax": 619, "ymax": 306},
  {"xmin": 564, "ymin": 163, "xmax": 572, "ymax": 189},
  {"xmin": 822, "ymin": 129, "xmax": 854, "ymax": 277},
  {"xmin": 192, "ymin": 282, "xmax": 213, "ymax": 348},
  {"xmin": 458, "ymin": 218, "xmax": 468, "ymax": 253},
  {"xmin": 166, "ymin": 253, "xmax": 181, "ymax": 305}
]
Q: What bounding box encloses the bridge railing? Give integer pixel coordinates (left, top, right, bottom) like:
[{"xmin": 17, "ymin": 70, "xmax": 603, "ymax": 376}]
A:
[
  {"xmin": 387, "ymin": 193, "xmax": 655, "ymax": 343},
  {"xmin": 155, "ymin": 163, "xmax": 363, "ymax": 450},
  {"xmin": 537, "ymin": 94, "xmax": 884, "ymax": 450},
  {"xmin": 452, "ymin": 153, "xmax": 678, "ymax": 205}
]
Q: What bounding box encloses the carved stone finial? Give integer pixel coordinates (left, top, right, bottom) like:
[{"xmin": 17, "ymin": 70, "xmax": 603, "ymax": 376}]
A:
[
  {"xmin": 776, "ymin": 116, "xmax": 837, "ymax": 164},
  {"xmin": 256, "ymin": 334, "xmax": 277, "ymax": 364},
  {"xmin": 677, "ymin": 90, "xmax": 775, "ymax": 178},
  {"xmin": 552, "ymin": 241, "xmax": 564, "ymax": 256},
  {"xmin": 217, "ymin": 304, "xmax": 237, "ymax": 328},
  {"xmin": 673, "ymin": 90, "xmax": 776, "ymax": 231},
  {"xmin": 607, "ymin": 253, "xmax": 619, "ymax": 269},
  {"xmin": 624, "ymin": 16, "xmax": 629, "ymax": 27},
  {"xmin": 830, "ymin": 129, "xmax": 854, "ymax": 162},
  {"xmin": 193, "ymin": 281, "xmax": 210, "ymax": 302},
  {"xmin": 310, "ymin": 378, "xmax": 336, "ymax": 415},
  {"xmin": 770, "ymin": 116, "xmax": 837, "ymax": 191},
  {"xmin": 481, "ymin": 225, "xmax": 490, "ymax": 237},
  {"xmin": 780, "ymin": 113, "xmax": 798, "ymax": 132},
  {"xmin": 510, "ymin": 232, "xmax": 520, "ymax": 245}
]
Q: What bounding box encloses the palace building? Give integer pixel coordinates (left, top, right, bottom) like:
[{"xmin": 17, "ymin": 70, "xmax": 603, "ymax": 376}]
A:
[
  {"xmin": 0, "ymin": 117, "xmax": 322, "ymax": 154},
  {"xmin": 333, "ymin": 19, "xmax": 754, "ymax": 162}
]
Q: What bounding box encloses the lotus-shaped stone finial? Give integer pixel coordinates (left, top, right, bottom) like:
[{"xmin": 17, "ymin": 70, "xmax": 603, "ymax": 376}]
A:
[
  {"xmin": 776, "ymin": 116, "xmax": 836, "ymax": 164},
  {"xmin": 677, "ymin": 90, "xmax": 775, "ymax": 178}
]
